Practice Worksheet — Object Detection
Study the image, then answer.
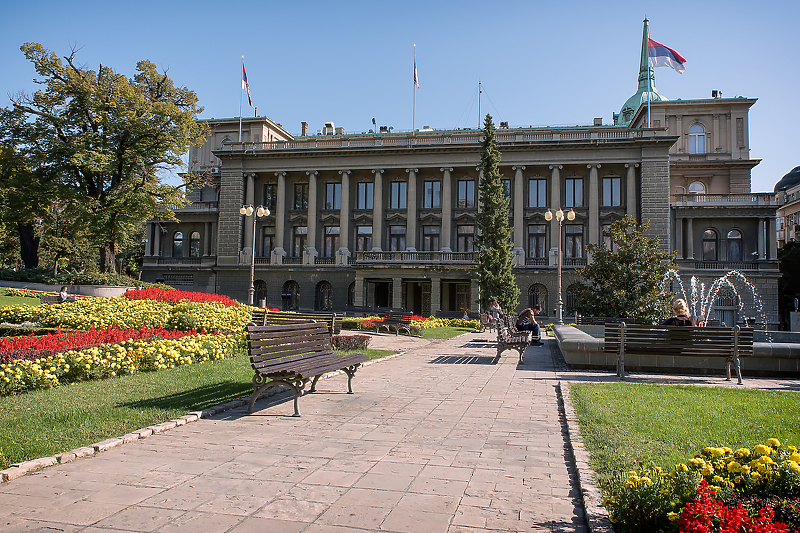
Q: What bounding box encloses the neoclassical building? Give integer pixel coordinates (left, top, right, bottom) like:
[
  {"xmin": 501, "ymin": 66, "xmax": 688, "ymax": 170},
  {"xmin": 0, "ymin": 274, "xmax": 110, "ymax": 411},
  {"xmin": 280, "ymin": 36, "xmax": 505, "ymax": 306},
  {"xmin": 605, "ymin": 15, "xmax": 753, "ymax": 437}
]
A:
[{"xmin": 141, "ymin": 21, "xmax": 780, "ymax": 326}]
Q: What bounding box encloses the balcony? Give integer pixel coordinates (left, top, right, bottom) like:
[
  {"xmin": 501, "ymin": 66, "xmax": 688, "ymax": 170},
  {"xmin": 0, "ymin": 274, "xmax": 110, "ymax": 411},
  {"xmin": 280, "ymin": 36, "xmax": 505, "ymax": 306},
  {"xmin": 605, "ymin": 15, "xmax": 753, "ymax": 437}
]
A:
[
  {"xmin": 143, "ymin": 256, "xmax": 215, "ymax": 267},
  {"xmin": 525, "ymin": 258, "xmax": 548, "ymax": 266},
  {"xmin": 355, "ymin": 251, "xmax": 477, "ymax": 264},
  {"xmin": 670, "ymin": 193, "xmax": 776, "ymax": 207},
  {"xmin": 678, "ymin": 260, "xmax": 779, "ymax": 272},
  {"xmin": 564, "ymin": 258, "xmax": 587, "ymax": 267},
  {"xmin": 174, "ymin": 201, "xmax": 219, "ymax": 213}
]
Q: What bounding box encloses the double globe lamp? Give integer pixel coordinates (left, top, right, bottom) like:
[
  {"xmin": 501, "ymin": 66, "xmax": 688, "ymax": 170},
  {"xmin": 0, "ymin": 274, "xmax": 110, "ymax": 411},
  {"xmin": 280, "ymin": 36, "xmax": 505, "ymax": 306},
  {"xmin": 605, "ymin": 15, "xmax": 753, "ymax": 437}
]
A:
[
  {"xmin": 240, "ymin": 204, "xmax": 270, "ymax": 306},
  {"xmin": 544, "ymin": 208, "xmax": 576, "ymax": 325}
]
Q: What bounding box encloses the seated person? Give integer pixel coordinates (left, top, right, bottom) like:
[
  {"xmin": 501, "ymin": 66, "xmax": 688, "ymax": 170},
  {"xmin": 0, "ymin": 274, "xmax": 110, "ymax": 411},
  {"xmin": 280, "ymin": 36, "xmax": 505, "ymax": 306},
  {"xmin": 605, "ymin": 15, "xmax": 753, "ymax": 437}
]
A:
[
  {"xmin": 59, "ymin": 286, "xmax": 70, "ymax": 303},
  {"xmin": 516, "ymin": 305, "xmax": 544, "ymax": 344},
  {"xmin": 462, "ymin": 311, "xmax": 470, "ymax": 320},
  {"xmin": 661, "ymin": 298, "xmax": 693, "ymax": 326}
]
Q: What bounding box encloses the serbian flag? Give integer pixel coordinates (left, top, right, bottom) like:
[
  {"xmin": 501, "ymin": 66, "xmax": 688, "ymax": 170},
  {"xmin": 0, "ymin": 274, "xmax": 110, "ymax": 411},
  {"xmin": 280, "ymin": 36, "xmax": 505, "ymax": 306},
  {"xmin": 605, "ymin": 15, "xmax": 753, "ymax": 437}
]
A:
[
  {"xmin": 414, "ymin": 56, "xmax": 419, "ymax": 88},
  {"xmin": 242, "ymin": 58, "xmax": 253, "ymax": 107},
  {"xmin": 648, "ymin": 38, "xmax": 686, "ymax": 74}
]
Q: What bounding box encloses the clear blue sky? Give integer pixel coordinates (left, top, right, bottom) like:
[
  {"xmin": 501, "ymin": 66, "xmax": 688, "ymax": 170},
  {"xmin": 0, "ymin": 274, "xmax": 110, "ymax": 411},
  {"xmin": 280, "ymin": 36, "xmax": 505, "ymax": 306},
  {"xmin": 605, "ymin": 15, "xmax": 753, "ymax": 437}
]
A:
[{"xmin": 2, "ymin": 0, "xmax": 796, "ymax": 193}]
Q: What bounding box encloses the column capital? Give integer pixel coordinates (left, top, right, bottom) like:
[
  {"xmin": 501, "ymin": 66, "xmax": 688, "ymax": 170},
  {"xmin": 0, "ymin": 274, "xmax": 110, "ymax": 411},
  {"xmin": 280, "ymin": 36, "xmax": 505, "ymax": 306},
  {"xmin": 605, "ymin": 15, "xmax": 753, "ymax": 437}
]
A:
[
  {"xmin": 587, "ymin": 164, "xmax": 601, "ymax": 169},
  {"xmin": 624, "ymin": 163, "xmax": 640, "ymax": 169},
  {"xmin": 405, "ymin": 168, "xmax": 418, "ymax": 174},
  {"xmin": 549, "ymin": 165, "xmax": 563, "ymax": 170},
  {"xmin": 274, "ymin": 171, "xmax": 287, "ymax": 177},
  {"xmin": 512, "ymin": 166, "xmax": 526, "ymax": 171},
  {"xmin": 306, "ymin": 170, "xmax": 319, "ymax": 176},
  {"xmin": 440, "ymin": 167, "xmax": 453, "ymax": 173},
  {"xmin": 338, "ymin": 169, "xmax": 351, "ymax": 175},
  {"xmin": 372, "ymin": 169, "xmax": 384, "ymax": 175}
]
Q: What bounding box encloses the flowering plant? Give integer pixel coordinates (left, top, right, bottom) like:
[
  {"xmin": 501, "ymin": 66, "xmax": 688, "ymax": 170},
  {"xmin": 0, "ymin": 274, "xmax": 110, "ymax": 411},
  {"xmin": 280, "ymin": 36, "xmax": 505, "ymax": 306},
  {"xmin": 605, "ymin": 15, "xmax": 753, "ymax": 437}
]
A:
[{"xmin": 124, "ymin": 288, "xmax": 239, "ymax": 307}]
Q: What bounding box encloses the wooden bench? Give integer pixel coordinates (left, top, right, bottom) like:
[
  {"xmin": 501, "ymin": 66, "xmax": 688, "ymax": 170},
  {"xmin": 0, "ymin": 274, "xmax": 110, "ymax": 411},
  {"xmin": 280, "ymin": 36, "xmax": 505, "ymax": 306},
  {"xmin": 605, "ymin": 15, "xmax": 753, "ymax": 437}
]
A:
[
  {"xmin": 378, "ymin": 311, "xmax": 413, "ymax": 335},
  {"xmin": 251, "ymin": 309, "xmax": 343, "ymax": 335},
  {"xmin": 495, "ymin": 314, "xmax": 539, "ymax": 364},
  {"xmin": 480, "ymin": 313, "xmax": 496, "ymax": 333},
  {"xmin": 603, "ymin": 323, "xmax": 754, "ymax": 384},
  {"xmin": 245, "ymin": 322, "xmax": 368, "ymax": 415},
  {"xmin": 575, "ymin": 316, "xmax": 635, "ymax": 325},
  {"xmin": 40, "ymin": 294, "xmax": 75, "ymax": 305}
]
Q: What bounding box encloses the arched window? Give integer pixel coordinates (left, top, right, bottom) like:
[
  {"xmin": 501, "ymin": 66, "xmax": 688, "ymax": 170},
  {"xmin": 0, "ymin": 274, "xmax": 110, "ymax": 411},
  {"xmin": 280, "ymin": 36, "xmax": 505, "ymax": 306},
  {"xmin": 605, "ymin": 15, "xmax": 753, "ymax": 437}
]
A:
[
  {"xmin": 347, "ymin": 282, "xmax": 355, "ymax": 307},
  {"xmin": 528, "ymin": 284, "xmax": 548, "ymax": 316},
  {"xmin": 713, "ymin": 287, "xmax": 738, "ymax": 327},
  {"xmin": 172, "ymin": 232, "xmax": 184, "ymax": 257},
  {"xmin": 282, "ymin": 280, "xmax": 299, "ymax": 311},
  {"xmin": 688, "ymin": 124, "xmax": 706, "ymax": 154},
  {"xmin": 254, "ymin": 280, "xmax": 267, "ymax": 308},
  {"xmin": 316, "ymin": 281, "xmax": 333, "ymax": 311},
  {"xmin": 688, "ymin": 181, "xmax": 706, "ymax": 194},
  {"xmin": 565, "ymin": 284, "xmax": 581, "ymax": 317},
  {"xmin": 189, "ymin": 231, "xmax": 201, "ymax": 257},
  {"xmin": 702, "ymin": 229, "xmax": 718, "ymax": 261},
  {"xmin": 727, "ymin": 230, "xmax": 743, "ymax": 261}
]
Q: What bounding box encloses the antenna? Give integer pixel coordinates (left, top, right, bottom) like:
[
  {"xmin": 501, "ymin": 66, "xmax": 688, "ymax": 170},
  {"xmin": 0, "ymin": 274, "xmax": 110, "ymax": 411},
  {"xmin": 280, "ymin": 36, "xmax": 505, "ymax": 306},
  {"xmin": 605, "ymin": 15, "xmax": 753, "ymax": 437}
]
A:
[{"xmin": 478, "ymin": 79, "xmax": 482, "ymax": 128}]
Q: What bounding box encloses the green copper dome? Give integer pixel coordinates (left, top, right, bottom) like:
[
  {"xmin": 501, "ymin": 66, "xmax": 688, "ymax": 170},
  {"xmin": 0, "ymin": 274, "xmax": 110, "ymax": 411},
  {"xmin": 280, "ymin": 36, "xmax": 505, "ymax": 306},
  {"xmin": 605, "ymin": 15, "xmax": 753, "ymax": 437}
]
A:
[{"xmin": 615, "ymin": 19, "xmax": 669, "ymax": 126}]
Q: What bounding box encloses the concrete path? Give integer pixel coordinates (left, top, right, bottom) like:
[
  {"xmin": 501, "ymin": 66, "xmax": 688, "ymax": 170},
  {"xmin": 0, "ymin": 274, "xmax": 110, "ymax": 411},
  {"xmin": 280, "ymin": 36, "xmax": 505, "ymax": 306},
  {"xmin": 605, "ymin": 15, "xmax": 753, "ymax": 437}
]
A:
[{"xmin": 0, "ymin": 332, "xmax": 586, "ymax": 533}]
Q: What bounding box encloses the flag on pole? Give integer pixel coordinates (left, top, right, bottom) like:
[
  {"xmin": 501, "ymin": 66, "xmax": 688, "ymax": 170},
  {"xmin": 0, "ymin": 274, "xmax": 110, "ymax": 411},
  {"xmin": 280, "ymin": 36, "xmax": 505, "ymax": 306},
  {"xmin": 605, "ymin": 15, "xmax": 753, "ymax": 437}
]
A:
[
  {"xmin": 242, "ymin": 58, "xmax": 253, "ymax": 107},
  {"xmin": 414, "ymin": 56, "xmax": 419, "ymax": 88},
  {"xmin": 648, "ymin": 38, "xmax": 687, "ymax": 74}
]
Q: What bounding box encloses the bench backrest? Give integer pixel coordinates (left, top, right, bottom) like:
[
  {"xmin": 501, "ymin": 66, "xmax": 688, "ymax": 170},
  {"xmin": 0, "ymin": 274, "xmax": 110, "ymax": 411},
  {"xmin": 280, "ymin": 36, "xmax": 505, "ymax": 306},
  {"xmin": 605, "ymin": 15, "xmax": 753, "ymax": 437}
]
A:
[
  {"xmin": 497, "ymin": 314, "xmax": 528, "ymax": 342},
  {"xmin": 381, "ymin": 311, "xmax": 412, "ymax": 323},
  {"xmin": 246, "ymin": 322, "xmax": 334, "ymax": 374},
  {"xmin": 604, "ymin": 323, "xmax": 754, "ymax": 357},
  {"xmin": 576, "ymin": 316, "xmax": 635, "ymax": 325},
  {"xmin": 251, "ymin": 310, "xmax": 342, "ymax": 334}
]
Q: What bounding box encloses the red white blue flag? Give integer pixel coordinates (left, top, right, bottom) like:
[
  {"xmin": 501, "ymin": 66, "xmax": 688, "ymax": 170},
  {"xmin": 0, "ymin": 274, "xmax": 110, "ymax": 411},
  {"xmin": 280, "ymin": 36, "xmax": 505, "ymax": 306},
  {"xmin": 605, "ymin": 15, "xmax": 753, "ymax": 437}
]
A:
[
  {"xmin": 648, "ymin": 38, "xmax": 686, "ymax": 74},
  {"xmin": 242, "ymin": 59, "xmax": 253, "ymax": 107},
  {"xmin": 414, "ymin": 56, "xmax": 419, "ymax": 88}
]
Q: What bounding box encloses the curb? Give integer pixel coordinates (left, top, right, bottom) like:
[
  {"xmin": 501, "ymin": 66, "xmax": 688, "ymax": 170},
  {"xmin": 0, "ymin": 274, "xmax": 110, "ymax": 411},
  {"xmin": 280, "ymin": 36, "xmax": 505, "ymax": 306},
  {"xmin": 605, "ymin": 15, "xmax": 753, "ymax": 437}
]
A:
[
  {"xmin": 560, "ymin": 382, "xmax": 614, "ymax": 533},
  {"xmin": 1, "ymin": 351, "xmax": 405, "ymax": 484}
]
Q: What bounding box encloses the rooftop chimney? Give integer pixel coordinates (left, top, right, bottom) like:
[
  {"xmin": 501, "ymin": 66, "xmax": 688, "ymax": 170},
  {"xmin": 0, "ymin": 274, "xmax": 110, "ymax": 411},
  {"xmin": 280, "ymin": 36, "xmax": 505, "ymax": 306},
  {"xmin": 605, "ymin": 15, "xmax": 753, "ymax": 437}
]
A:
[{"xmin": 301, "ymin": 121, "xmax": 308, "ymax": 136}]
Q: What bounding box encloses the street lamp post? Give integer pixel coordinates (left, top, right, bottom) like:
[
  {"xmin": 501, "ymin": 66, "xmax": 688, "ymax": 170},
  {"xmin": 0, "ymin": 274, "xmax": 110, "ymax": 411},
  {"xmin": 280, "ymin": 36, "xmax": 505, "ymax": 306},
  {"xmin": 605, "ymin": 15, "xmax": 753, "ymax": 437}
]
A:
[
  {"xmin": 544, "ymin": 208, "xmax": 575, "ymax": 325},
  {"xmin": 240, "ymin": 204, "xmax": 270, "ymax": 306}
]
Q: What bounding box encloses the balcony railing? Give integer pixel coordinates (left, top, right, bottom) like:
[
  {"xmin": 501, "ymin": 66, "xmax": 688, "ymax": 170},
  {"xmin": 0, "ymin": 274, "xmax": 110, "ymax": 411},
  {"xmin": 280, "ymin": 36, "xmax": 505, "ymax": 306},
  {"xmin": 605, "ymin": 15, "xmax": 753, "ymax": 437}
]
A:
[
  {"xmin": 283, "ymin": 257, "xmax": 302, "ymax": 265},
  {"xmin": 525, "ymin": 257, "xmax": 548, "ymax": 266},
  {"xmin": 356, "ymin": 251, "xmax": 477, "ymax": 263},
  {"xmin": 690, "ymin": 261, "xmax": 764, "ymax": 271},
  {"xmin": 152, "ymin": 257, "xmax": 202, "ymax": 265},
  {"xmin": 564, "ymin": 258, "xmax": 587, "ymax": 267},
  {"xmin": 315, "ymin": 257, "xmax": 335, "ymax": 265},
  {"xmin": 174, "ymin": 201, "xmax": 219, "ymax": 213},
  {"xmin": 670, "ymin": 193, "xmax": 777, "ymax": 206}
]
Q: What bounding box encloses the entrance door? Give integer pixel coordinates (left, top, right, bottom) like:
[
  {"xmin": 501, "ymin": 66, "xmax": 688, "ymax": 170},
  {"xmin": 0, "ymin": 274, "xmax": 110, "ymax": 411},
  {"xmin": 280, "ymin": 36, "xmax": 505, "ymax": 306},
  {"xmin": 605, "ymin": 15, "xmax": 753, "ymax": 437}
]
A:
[{"xmin": 374, "ymin": 282, "xmax": 391, "ymax": 309}]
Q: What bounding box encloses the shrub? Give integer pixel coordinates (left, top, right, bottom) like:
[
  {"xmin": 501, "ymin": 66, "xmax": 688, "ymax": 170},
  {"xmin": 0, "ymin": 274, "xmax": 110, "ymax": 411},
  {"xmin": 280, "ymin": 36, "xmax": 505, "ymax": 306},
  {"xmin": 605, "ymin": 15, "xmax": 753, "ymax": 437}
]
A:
[{"xmin": 331, "ymin": 335, "xmax": 371, "ymax": 351}]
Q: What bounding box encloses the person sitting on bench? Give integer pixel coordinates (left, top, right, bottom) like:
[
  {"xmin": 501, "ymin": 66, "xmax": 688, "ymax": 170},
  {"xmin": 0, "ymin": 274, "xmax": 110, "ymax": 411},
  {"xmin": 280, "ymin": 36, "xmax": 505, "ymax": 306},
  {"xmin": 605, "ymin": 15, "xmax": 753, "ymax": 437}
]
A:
[
  {"xmin": 516, "ymin": 305, "xmax": 544, "ymax": 345},
  {"xmin": 661, "ymin": 298, "xmax": 694, "ymax": 326}
]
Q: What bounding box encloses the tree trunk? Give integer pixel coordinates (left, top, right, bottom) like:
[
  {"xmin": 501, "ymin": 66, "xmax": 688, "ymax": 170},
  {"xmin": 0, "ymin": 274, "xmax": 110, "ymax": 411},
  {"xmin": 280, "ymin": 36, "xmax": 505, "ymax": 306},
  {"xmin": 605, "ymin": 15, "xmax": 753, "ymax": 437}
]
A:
[
  {"xmin": 99, "ymin": 242, "xmax": 115, "ymax": 273},
  {"xmin": 18, "ymin": 224, "xmax": 39, "ymax": 268}
]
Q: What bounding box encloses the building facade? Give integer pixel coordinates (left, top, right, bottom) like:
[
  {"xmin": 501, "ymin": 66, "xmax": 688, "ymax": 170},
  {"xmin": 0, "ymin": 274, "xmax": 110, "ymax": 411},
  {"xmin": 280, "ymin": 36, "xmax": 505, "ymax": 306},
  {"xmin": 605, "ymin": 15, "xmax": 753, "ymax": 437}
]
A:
[{"xmin": 141, "ymin": 22, "xmax": 780, "ymax": 326}]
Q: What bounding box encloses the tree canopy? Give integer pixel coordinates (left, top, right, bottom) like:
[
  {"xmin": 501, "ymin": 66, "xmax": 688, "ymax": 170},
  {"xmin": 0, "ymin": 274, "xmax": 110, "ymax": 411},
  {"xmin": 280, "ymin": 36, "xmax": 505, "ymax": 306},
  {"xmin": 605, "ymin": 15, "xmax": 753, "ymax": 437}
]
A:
[
  {"xmin": 0, "ymin": 43, "xmax": 208, "ymax": 272},
  {"xmin": 573, "ymin": 216, "xmax": 677, "ymax": 324},
  {"xmin": 475, "ymin": 114, "xmax": 519, "ymax": 314}
]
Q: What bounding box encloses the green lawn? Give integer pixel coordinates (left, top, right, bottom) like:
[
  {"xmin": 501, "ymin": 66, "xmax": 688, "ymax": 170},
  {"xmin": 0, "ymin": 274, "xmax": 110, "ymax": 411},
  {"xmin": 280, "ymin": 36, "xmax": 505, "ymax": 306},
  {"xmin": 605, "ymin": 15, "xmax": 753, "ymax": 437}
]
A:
[
  {"xmin": 0, "ymin": 288, "xmax": 38, "ymax": 308},
  {"xmin": 0, "ymin": 347, "xmax": 395, "ymax": 469},
  {"xmin": 569, "ymin": 382, "xmax": 800, "ymax": 487},
  {"xmin": 422, "ymin": 326, "xmax": 476, "ymax": 339}
]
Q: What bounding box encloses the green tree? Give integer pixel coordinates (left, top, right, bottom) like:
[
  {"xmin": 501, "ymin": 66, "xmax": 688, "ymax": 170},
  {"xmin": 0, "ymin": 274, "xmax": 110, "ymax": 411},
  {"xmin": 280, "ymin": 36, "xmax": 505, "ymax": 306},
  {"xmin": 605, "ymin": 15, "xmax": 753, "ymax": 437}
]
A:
[
  {"xmin": 1, "ymin": 43, "xmax": 208, "ymax": 273},
  {"xmin": 475, "ymin": 114, "xmax": 519, "ymax": 314},
  {"xmin": 573, "ymin": 215, "xmax": 677, "ymax": 324}
]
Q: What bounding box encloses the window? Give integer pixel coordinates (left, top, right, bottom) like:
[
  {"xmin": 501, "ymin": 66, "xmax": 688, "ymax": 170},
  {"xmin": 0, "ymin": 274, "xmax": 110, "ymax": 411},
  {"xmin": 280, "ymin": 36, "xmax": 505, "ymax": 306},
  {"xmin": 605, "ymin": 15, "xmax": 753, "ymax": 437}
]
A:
[
  {"xmin": 172, "ymin": 232, "xmax": 183, "ymax": 257},
  {"xmin": 727, "ymin": 229, "xmax": 743, "ymax": 261},
  {"xmin": 390, "ymin": 182, "xmax": 407, "ymax": 209},
  {"xmin": 293, "ymin": 226, "xmax": 307, "ymax": 257},
  {"xmin": 713, "ymin": 287, "xmax": 737, "ymax": 327},
  {"xmin": 702, "ymin": 229, "xmax": 718, "ymax": 261},
  {"xmin": 457, "ymin": 225, "xmax": 475, "ymax": 252},
  {"xmin": 565, "ymin": 225, "xmax": 583, "ymax": 258},
  {"xmin": 528, "ymin": 179, "xmax": 546, "ymax": 208},
  {"xmin": 602, "ymin": 224, "xmax": 619, "ymax": 253},
  {"xmin": 357, "ymin": 182, "xmax": 373, "ymax": 210},
  {"xmin": 528, "ymin": 224, "xmax": 546, "ymax": 258},
  {"xmin": 423, "ymin": 181, "xmax": 440, "ymax": 208},
  {"xmin": 283, "ymin": 280, "xmax": 299, "ymax": 311},
  {"xmin": 262, "ymin": 226, "xmax": 275, "ymax": 257},
  {"xmin": 263, "ymin": 184, "xmax": 277, "ymax": 211},
  {"xmin": 325, "ymin": 183, "xmax": 341, "ymax": 210},
  {"xmin": 502, "ymin": 179, "xmax": 512, "ymax": 201},
  {"xmin": 356, "ymin": 226, "xmax": 373, "ymax": 251},
  {"xmin": 422, "ymin": 226, "xmax": 440, "ymax": 251},
  {"xmin": 294, "ymin": 183, "xmax": 309, "ymax": 210},
  {"xmin": 688, "ymin": 124, "xmax": 706, "ymax": 154},
  {"xmin": 189, "ymin": 231, "xmax": 201, "ymax": 257},
  {"xmin": 528, "ymin": 284, "xmax": 548, "ymax": 314},
  {"xmin": 323, "ymin": 227, "xmax": 340, "ymax": 257},
  {"xmin": 389, "ymin": 225, "xmax": 406, "ymax": 251},
  {"xmin": 602, "ymin": 177, "xmax": 621, "ymax": 207},
  {"xmin": 316, "ymin": 281, "xmax": 332, "ymax": 311},
  {"xmin": 457, "ymin": 180, "xmax": 475, "ymax": 208},
  {"xmin": 565, "ymin": 178, "xmax": 583, "ymax": 207},
  {"xmin": 688, "ymin": 181, "xmax": 706, "ymax": 194}
]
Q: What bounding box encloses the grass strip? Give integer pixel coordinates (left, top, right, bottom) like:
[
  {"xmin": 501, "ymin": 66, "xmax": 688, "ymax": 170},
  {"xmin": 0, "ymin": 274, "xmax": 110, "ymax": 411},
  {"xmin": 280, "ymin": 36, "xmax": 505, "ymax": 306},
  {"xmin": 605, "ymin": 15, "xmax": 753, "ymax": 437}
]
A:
[
  {"xmin": 0, "ymin": 347, "xmax": 395, "ymax": 468},
  {"xmin": 569, "ymin": 381, "xmax": 800, "ymax": 488},
  {"xmin": 0, "ymin": 289, "xmax": 38, "ymax": 308},
  {"xmin": 422, "ymin": 326, "xmax": 475, "ymax": 339}
]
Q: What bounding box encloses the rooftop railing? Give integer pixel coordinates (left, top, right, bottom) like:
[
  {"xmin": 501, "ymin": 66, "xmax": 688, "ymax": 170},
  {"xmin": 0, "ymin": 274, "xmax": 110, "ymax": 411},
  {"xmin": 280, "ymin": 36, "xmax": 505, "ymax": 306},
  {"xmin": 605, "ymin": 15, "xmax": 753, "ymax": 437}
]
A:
[{"xmin": 670, "ymin": 193, "xmax": 777, "ymax": 206}]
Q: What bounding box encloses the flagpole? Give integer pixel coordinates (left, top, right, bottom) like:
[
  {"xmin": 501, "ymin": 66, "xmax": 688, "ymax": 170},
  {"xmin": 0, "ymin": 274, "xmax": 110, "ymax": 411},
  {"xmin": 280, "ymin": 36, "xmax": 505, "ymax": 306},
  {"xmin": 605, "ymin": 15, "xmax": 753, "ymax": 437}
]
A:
[
  {"xmin": 412, "ymin": 45, "xmax": 416, "ymax": 135},
  {"xmin": 239, "ymin": 56, "xmax": 244, "ymax": 142}
]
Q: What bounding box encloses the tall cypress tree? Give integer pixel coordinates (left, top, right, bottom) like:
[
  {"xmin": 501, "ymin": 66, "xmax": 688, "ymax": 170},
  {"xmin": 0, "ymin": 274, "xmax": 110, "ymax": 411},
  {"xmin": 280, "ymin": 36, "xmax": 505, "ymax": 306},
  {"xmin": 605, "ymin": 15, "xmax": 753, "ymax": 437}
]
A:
[{"xmin": 475, "ymin": 114, "xmax": 519, "ymax": 314}]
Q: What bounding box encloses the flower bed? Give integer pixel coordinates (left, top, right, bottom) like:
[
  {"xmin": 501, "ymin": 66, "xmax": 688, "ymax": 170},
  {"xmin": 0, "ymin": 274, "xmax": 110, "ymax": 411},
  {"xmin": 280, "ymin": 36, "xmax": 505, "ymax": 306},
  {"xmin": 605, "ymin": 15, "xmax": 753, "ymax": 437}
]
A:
[
  {"xmin": 604, "ymin": 440, "xmax": 800, "ymax": 532},
  {"xmin": 124, "ymin": 288, "xmax": 239, "ymax": 307},
  {"xmin": 343, "ymin": 315, "xmax": 480, "ymax": 332}
]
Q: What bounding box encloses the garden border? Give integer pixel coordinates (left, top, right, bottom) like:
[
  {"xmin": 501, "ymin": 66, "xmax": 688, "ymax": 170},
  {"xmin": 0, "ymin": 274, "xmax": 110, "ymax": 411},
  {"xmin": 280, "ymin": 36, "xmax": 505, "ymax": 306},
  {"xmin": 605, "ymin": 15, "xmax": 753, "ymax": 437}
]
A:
[{"xmin": 0, "ymin": 350, "xmax": 406, "ymax": 483}]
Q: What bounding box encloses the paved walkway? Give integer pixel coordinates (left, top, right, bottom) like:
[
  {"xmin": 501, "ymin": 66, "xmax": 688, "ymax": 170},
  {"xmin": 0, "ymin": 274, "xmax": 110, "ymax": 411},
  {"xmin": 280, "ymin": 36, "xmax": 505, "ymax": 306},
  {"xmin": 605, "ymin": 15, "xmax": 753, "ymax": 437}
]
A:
[{"xmin": 2, "ymin": 331, "xmax": 798, "ymax": 533}]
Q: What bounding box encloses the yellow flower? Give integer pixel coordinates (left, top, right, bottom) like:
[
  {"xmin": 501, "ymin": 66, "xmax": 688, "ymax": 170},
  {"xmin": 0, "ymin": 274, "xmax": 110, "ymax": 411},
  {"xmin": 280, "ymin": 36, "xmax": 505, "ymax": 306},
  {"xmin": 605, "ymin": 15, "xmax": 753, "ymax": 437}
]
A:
[
  {"xmin": 734, "ymin": 448, "xmax": 751, "ymax": 459},
  {"xmin": 751, "ymin": 471, "xmax": 763, "ymax": 483},
  {"xmin": 767, "ymin": 438, "xmax": 781, "ymax": 448},
  {"xmin": 754, "ymin": 445, "xmax": 771, "ymax": 456},
  {"xmin": 727, "ymin": 462, "xmax": 742, "ymax": 473},
  {"xmin": 701, "ymin": 466, "xmax": 715, "ymax": 476},
  {"xmin": 667, "ymin": 512, "xmax": 679, "ymax": 522},
  {"xmin": 675, "ymin": 464, "xmax": 689, "ymax": 473}
]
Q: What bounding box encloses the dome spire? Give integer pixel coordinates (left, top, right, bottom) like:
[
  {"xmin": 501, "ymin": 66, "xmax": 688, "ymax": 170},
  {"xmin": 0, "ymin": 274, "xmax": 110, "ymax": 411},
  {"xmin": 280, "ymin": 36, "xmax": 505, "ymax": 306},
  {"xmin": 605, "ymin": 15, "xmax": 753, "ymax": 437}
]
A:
[{"xmin": 638, "ymin": 18, "xmax": 658, "ymax": 96}]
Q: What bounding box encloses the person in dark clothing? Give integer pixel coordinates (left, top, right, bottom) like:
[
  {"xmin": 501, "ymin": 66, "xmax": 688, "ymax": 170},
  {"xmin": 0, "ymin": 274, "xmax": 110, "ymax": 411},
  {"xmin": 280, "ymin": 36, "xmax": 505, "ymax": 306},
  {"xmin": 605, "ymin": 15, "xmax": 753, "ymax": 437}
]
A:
[
  {"xmin": 661, "ymin": 298, "xmax": 693, "ymax": 326},
  {"xmin": 516, "ymin": 305, "xmax": 544, "ymax": 345}
]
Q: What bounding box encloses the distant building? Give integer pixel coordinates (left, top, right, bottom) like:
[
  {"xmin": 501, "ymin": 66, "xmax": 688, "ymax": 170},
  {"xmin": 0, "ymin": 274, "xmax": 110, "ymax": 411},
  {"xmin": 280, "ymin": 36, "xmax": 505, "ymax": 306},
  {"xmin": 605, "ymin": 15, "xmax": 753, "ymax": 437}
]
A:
[
  {"xmin": 141, "ymin": 20, "xmax": 779, "ymax": 327},
  {"xmin": 775, "ymin": 166, "xmax": 800, "ymax": 248}
]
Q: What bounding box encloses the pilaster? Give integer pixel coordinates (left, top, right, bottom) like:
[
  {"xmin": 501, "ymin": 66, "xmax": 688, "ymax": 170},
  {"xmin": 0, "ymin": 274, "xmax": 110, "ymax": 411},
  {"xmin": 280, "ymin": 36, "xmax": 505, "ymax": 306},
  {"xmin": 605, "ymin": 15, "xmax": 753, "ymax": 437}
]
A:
[
  {"xmin": 216, "ymin": 168, "xmax": 245, "ymax": 265},
  {"xmin": 372, "ymin": 169, "xmax": 384, "ymax": 251},
  {"xmin": 549, "ymin": 165, "xmax": 562, "ymax": 266},
  {"xmin": 441, "ymin": 167, "xmax": 453, "ymax": 252},
  {"xmin": 304, "ymin": 170, "xmax": 318, "ymax": 264},
  {"xmin": 406, "ymin": 168, "xmax": 418, "ymax": 251},
  {"xmin": 640, "ymin": 156, "xmax": 670, "ymax": 252},
  {"xmin": 272, "ymin": 171, "xmax": 287, "ymax": 263},
  {"xmin": 588, "ymin": 164, "xmax": 600, "ymax": 247},
  {"xmin": 338, "ymin": 170, "xmax": 351, "ymax": 263},
  {"xmin": 512, "ymin": 166, "xmax": 525, "ymax": 262},
  {"xmin": 625, "ymin": 163, "xmax": 638, "ymax": 220}
]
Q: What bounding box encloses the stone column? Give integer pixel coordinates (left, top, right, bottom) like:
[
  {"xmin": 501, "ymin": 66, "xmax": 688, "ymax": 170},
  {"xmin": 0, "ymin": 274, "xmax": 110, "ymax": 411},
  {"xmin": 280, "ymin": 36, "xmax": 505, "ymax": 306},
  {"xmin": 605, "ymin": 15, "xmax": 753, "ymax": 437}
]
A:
[
  {"xmin": 769, "ymin": 217, "xmax": 778, "ymax": 260},
  {"xmin": 470, "ymin": 278, "xmax": 480, "ymax": 313},
  {"xmin": 588, "ymin": 164, "xmax": 600, "ymax": 247},
  {"xmin": 430, "ymin": 275, "xmax": 442, "ymax": 315},
  {"xmin": 549, "ymin": 165, "xmax": 562, "ymax": 267},
  {"xmin": 372, "ymin": 169, "xmax": 384, "ymax": 251},
  {"xmin": 272, "ymin": 172, "xmax": 287, "ymax": 263},
  {"xmin": 153, "ymin": 224, "xmax": 162, "ymax": 257},
  {"xmin": 305, "ymin": 170, "xmax": 318, "ymax": 264},
  {"xmin": 354, "ymin": 273, "xmax": 364, "ymax": 306},
  {"xmin": 406, "ymin": 168, "xmax": 418, "ymax": 250},
  {"xmin": 676, "ymin": 115, "xmax": 684, "ymax": 153},
  {"xmin": 713, "ymin": 114, "xmax": 720, "ymax": 151},
  {"xmin": 675, "ymin": 217, "xmax": 684, "ymax": 260},
  {"xmin": 243, "ymin": 173, "xmax": 255, "ymax": 254},
  {"xmin": 145, "ymin": 223, "xmax": 153, "ymax": 256},
  {"xmin": 441, "ymin": 167, "xmax": 453, "ymax": 252},
  {"xmin": 512, "ymin": 166, "xmax": 525, "ymax": 260},
  {"xmin": 204, "ymin": 222, "xmax": 212, "ymax": 256},
  {"xmin": 392, "ymin": 276, "xmax": 403, "ymax": 310},
  {"xmin": 338, "ymin": 170, "xmax": 351, "ymax": 263},
  {"xmin": 685, "ymin": 217, "xmax": 694, "ymax": 260},
  {"xmin": 625, "ymin": 163, "xmax": 638, "ymax": 220},
  {"xmin": 758, "ymin": 218, "xmax": 766, "ymax": 260}
]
